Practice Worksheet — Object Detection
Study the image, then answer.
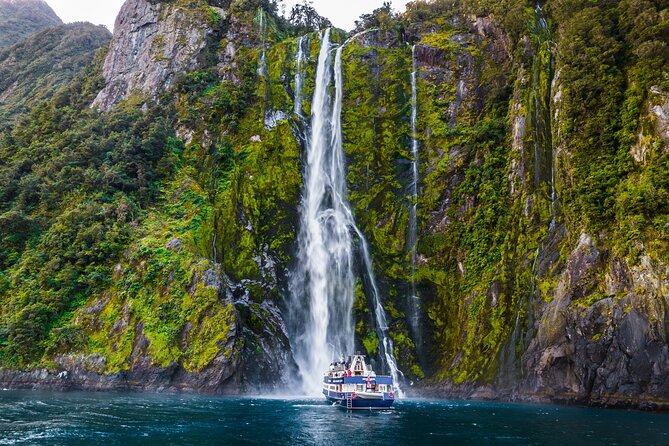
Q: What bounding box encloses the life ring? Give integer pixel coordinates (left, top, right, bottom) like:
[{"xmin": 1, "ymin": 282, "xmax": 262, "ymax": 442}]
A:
[
  {"xmin": 388, "ymin": 391, "xmax": 394, "ymax": 399},
  {"xmin": 351, "ymin": 392, "xmax": 357, "ymax": 399}
]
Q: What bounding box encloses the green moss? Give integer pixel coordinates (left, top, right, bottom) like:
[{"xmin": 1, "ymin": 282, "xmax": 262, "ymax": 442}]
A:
[
  {"xmin": 573, "ymin": 291, "xmax": 608, "ymax": 309},
  {"xmin": 362, "ymin": 331, "xmax": 379, "ymax": 355}
]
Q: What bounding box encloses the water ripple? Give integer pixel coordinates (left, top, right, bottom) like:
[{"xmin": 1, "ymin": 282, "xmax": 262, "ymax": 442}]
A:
[{"xmin": 0, "ymin": 393, "xmax": 668, "ymax": 445}]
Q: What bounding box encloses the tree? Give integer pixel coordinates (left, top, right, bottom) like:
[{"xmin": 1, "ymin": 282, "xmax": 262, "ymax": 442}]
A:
[
  {"xmin": 354, "ymin": 2, "xmax": 399, "ymax": 33},
  {"xmin": 288, "ymin": 1, "xmax": 331, "ymax": 33}
]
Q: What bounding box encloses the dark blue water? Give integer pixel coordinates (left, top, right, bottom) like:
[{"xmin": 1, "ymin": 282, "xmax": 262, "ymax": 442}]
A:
[{"xmin": 1, "ymin": 391, "xmax": 668, "ymax": 445}]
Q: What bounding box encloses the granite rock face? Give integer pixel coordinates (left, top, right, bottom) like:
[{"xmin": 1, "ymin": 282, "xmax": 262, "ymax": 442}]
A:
[
  {"xmin": 520, "ymin": 243, "xmax": 669, "ymax": 408},
  {"xmin": 92, "ymin": 0, "xmax": 214, "ymax": 111}
]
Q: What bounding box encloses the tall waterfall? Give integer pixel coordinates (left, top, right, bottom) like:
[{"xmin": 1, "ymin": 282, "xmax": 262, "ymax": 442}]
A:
[
  {"xmin": 289, "ymin": 29, "xmax": 402, "ymax": 395},
  {"xmin": 407, "ymin": 44, "xmax": 421, "ymax": 344},
  {"xmin": 290, "ymin": 29, "xmax": 356, "ymax": 395}
]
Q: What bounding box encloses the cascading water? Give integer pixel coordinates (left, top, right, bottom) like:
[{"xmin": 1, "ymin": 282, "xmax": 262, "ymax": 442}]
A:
[
  {"xmin": 294, "ymin": 36, "xmax": 308, "ymax": 117},
  {"xmin": 538, "ymin": 6, "xmax": 558, "ymax": 232},
  {"xmin": 290, "ymin": 29, "xmax": 356, "ymax": 395},
  {"xmin": 332, "ymin": 45, "xmax": 404, "ymax": 394},
  {"xmin": 531, "ymin": 3, "xmax": 556, "ymax": 227},
  {"xmin": 257, "ymin": 8, "xmax": 267, "ymax": 77},
  {"xmin": 289, "ymin": 29, "xmax": 402, "ymax": 396},
  {"xmin": 407, "ymin": 44, "xmax": 421, "ymax": 345}
]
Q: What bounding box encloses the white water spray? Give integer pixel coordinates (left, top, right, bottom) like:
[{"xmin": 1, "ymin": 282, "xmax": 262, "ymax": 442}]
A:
[{"xmin": 290, "ymin": 30, "xmax": 355, "ymax": 395}]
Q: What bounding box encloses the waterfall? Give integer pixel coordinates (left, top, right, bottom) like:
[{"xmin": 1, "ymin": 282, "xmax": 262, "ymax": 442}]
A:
[
  {"xmin": 538, "ymin": 5, "xmax": 559, "ymax": 231},
  {"xmin": 294, "ymin": 36, "xmax": 308, "ymax": 117},
  {"xmin": 290, "ymin": 29, "xmax": 355, "ymax": 395},
  {"xmin": 257, "ymin": 8, "xmax": 267, "ymax": 77},
  {"xmin": 289, "ymin": 29, "xmax": 402, "ymax": 396},
  {"xmin": 407, "ymin": 44, "xmax": 421, "ymax": 345}
]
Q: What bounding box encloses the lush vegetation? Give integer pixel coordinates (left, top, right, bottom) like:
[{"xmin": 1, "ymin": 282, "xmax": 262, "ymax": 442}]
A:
[
  {"xmin": 0, "ymin": 50, "xmax": 176, "ymax": 364},
  {"xmin": 0, "ymin": 0, "xmax": 667, "ymax": 393}
]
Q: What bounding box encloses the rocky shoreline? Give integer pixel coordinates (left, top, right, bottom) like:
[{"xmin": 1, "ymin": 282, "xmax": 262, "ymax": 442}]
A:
[
  {"xmin": 410, "ymin": 381, "xmax": 669, "ymax": 411},
  {"xmin": 0, "ymin": 365, "xmax": 244, "ymax": 395}
]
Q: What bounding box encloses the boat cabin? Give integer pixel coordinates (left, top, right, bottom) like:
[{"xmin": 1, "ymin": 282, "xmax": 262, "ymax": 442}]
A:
[{"xmin": 323, "ymin": 354, "xmax": 394, "ymax": 394}]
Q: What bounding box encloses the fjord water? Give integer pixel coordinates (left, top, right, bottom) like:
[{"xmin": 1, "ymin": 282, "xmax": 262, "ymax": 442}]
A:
[{"xmin": 1, "ymin": 391, "xmax": 668, "ymax": 445}]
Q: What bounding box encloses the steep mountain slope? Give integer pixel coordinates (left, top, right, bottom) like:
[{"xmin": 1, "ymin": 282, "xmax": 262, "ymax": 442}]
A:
[
  {"xmin": 0, "ymin": 23, "xmax": 111, "ymax": 125},
  {"xmin": 0, "ymin": 0, "xmax": 667, "ymax": 408},
  {"xmin": 0, "ymin": 0, "xmax": 62, "ymax": 47}
]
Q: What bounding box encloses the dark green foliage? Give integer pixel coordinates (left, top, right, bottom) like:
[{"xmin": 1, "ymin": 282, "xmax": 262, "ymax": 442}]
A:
[
  {"xmin": 0, "ymin": 52, "xmax": 175, "ymax": 364},
  {"xmin": 287, "ymin": 1, "xmax": 331, "ymax": 33},
  {"xmin": 403, "ymin": 0, "xmax": 530, "ymax": 44},
  {"xmin": 547, "ymin": 0, "xmax": 669, "ymax": 260},
  {"xmin": 354, "ymin": 2, "xmax": 401, "ymax": 33}
]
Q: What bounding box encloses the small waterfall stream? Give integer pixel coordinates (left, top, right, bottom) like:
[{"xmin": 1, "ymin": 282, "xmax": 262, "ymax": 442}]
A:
[
  {"xmin": 407, "ymin": 44, "xmax": 421, "ymax": 345},
  {"xmin": 257, "ymin": 8, "xmax": 267, "ymax": 77},
  {"xmin": 289, "ymin": 29, "xmax": 402, "ymax": 395},
  {"xmin": 531, "ymin": 3, "xmax": 557, "ymax": 226},
  {"xmin": 294, "ymin": 36, "xmax": 308, "ymax": 117}
]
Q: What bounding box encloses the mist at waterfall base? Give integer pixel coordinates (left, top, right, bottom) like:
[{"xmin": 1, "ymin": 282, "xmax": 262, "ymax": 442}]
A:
[{"xmin": 2, "ymin": 391, "xmax": 668, "ymax": 445}]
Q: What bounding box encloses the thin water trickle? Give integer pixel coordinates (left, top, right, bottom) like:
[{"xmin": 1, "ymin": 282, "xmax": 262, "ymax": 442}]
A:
[
  {"xmin": 407, "ymin": 44, "xmax": 421, "ymax": 347},
  {"xmin": 331, "ymin": 37, "xmax": 403, "ymax": 395},
  {"xmin": 533, "ymin": 2, "xmax": 557, "ymax": 228},
  {"xmin": 501, "ymin": 4, "xmax": 556, "ymax": 383},
  {"xmin": 257, "ymin": 8, "xmax": 267, "ymax": 78}
]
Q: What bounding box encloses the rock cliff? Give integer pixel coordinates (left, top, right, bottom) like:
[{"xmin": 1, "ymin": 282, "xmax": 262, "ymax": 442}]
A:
[{"xmin": 92, "ymin": 0, "xmax": 220, "ymax": 111}]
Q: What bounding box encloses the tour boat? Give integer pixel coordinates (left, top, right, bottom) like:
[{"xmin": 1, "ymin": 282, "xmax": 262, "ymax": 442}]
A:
[{"xmin": 322, "ymin": 354, "xmax": 395, "ymax": 410}]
